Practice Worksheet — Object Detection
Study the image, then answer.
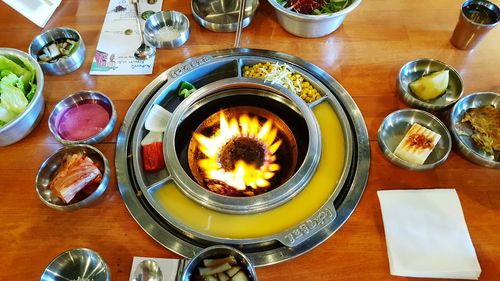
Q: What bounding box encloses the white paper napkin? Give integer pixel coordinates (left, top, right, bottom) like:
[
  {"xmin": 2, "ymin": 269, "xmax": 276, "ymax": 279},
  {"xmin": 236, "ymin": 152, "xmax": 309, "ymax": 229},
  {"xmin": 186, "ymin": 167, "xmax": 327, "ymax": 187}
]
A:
[
  {"xmin": 3, "ymin": 0, "xmax": 61, "ymax": 28},
  {"xmin": 377, "ymin": 189, "xmax": 481, "ymax": 279},
  {"xmin": 129, "ymin": 256, "xmax": 184, "ymax": 281}
]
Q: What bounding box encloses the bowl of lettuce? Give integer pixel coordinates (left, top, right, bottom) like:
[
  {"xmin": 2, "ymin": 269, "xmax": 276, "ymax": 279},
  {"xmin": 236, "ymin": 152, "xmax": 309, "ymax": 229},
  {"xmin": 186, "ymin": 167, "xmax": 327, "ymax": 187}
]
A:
[
  {"xmin": 0, "ymin": 48, "xmax": 44, "ymax": 146},
  {"xmin": 268, "ymin": 0, "xmax": 362, "ymax": 38}
]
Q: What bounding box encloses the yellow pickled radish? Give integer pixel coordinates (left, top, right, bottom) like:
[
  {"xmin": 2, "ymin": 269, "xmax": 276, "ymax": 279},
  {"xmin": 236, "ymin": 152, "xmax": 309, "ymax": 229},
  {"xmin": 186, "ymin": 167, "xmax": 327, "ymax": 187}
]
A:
[{"xmin": 409, "ymin": 70, "xmax": 449, "ymax": 100}]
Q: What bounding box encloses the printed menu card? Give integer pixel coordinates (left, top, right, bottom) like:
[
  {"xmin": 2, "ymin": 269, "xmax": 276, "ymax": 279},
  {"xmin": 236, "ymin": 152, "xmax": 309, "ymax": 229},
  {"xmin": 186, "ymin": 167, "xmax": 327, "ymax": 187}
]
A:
[{"xmin": 90, "ymin": 0, "xmax": 163, "ymax": 75}]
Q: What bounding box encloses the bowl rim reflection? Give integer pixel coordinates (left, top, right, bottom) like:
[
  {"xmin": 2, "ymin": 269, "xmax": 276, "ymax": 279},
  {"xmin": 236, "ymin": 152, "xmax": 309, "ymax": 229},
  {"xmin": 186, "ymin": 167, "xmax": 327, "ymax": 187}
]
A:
[
  {"xmin": 377, "ymin": 108, "xmax": 452, "ymax": 170},
  {"xmin": 35, "ymin": 144, "xmax": 110, "ymax": 211},
  {"xmin": 48, "ymin": 90, "xmax": 117, "ymax": 145},
  {"xmin": 397, "ymin": 58, "xmax": 464, "ymax": 111}
]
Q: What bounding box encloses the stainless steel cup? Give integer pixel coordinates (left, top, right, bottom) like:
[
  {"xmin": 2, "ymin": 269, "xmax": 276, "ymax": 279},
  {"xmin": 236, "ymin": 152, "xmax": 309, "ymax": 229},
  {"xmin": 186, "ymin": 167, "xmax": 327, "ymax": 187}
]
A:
[{"xmin": 450, "ymin": 0, "xmax": 500, "ymax": 50}]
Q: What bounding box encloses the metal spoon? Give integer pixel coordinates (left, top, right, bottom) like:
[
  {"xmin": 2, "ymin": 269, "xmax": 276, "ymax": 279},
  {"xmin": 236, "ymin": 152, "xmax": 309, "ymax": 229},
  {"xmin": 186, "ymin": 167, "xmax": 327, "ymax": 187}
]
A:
[
  {"xmin": 133, "ymin": 259, "xmax": 163, "ymax": 281},
  {"xmin": 132, "ymin": 0, "xmax": 155, "ymax": 60}
]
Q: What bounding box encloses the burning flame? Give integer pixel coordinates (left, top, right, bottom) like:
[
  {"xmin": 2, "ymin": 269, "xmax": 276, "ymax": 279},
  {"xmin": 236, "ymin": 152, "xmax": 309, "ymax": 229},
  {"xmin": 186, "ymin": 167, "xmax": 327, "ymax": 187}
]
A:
[{"xmin": 194, "ymin": 111, "xmax": 281, "ymax": 191}]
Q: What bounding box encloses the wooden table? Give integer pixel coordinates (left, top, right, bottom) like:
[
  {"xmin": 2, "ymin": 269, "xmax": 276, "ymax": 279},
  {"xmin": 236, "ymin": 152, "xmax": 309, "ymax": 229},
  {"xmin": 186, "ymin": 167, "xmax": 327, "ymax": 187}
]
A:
[{"xmin": 1, "ymin": 0, "xmax": 499, "ymax": 280}]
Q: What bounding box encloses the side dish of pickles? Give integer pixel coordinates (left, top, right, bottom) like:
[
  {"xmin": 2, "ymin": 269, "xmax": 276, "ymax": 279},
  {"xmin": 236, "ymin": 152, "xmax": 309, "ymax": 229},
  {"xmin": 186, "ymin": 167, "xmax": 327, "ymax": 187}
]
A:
[
  {"xmin": 191, "ymin": 255, "xmax": 251, "ymax": 281},
  {"xmin": 37, "ymin": 38, "xmax": 80, "ymax": 63}
]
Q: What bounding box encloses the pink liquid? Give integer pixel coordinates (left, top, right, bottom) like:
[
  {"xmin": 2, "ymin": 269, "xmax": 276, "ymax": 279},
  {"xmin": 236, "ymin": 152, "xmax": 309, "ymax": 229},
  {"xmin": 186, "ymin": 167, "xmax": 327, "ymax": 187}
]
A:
[{"xmin": 57, "ymin": 102, "xmax": 110, "ymax": 141}]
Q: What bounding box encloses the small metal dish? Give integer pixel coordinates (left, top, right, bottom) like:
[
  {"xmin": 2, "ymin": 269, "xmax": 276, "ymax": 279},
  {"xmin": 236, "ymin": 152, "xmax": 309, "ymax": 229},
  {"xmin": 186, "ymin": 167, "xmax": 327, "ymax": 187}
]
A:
[
  {"xmin": 449, "ymin": 92, "xmax": 500, "ymax": 169},
  {"xmin": 191, "ymin": 0, "xmax": 259, "ymax": 32},
  {"xmin": 397, "ymin": 58, "xmax": 464, "ymax": 111},
  {"xmin": 144, "ymin": 11, "xmax": 190, "ymax": 48},
  {"xmin": 29, "ymin": 27, "xmax": 86, "ymax": 75},
  {"xmin": 49, "ymin": 90, "xmax": 117, "ymax": 145},
  {"xmin": 378, "ymin": 109, "xmax": 452, "ymax": 170},
  {"xmin": 181, "ymin": 245, "xmax": 258, "ymax": 281},
  {"xmin": 36, "ymin": 144, "xmax": 110, "ymax": 211},
  {"xmin": 40, "ymin": 248, "xmax": 111, "ymax": 281}
]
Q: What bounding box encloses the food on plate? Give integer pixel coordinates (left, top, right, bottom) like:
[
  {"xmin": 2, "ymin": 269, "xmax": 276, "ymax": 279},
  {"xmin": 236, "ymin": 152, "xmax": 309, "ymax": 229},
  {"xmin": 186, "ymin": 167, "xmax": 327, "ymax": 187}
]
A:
[
  {"xmin": 0, "ymin": 54, "xmax": 37, "ymax": 127},
  {"xmin": 461, "ymin": 105, "xmax": 500, "ymax": 154},
  {"xmin": 409, "ymin": 70, "xmax": 449, "ymax": 100},
  {"xmin": 141, "ymin": 131, "xmax": 165, "ymax": 171},
  {"xmin": 145, "ymin": 104, "xmax": 170, "ymax": 132},
  {"xmin": 191, "ymin": 255, "xmax": 251, "ymax": 281},
  {"xmin": 277, "ymin": 0, "xmax": 352, "ymax": 15},
  {"xmin": 243, "ymin": 62, "xmax": 321, "ymax": 103},
  {"xmin": 142, "ymin": 104, "xmax": 169, "ymax": 171},
  {"xmin": 49, "ymin": 152, "xmax": 102, "ymax": 203},
  {"xmin": 178, "ymin": 81, "xmax": 196, "ymax": 98},
  {"xmin": 393, "ymin": 123, "xmax": 441, "ymax": 165},
  {"xmin": 36, "ymin": 38, "xmax": 80, "ymax": 63},
  {"xmin": 56, "ymin": 102, "xmax": 110, "ymax": 141}
]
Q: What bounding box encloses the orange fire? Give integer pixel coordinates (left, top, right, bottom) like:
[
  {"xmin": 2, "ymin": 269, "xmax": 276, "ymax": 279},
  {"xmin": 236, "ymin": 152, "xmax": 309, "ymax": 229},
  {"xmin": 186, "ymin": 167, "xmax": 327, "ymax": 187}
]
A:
[{"xmin": 193, "ymin": 111, "xmax": 281, "ymax": 191}]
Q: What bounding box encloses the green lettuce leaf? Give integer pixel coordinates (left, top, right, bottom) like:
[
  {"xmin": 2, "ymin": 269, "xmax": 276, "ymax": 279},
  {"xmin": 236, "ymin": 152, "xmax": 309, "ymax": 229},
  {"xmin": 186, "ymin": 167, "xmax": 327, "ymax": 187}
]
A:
[
  {"xmin": 18, "ymin": 56, "xmax": 35, "ymax": 87},
  {"xmin": 0, "ymin": 103, "xmax": 17, "ymax": 124},
  {"xmin": 0, "ymin": 54, "xmax": 37, "ymax": 126},
  {"xmin": 0, "ymin": 56, "xmax": 27, "ymax": 77},
  {"xmin": 1, "ymin": 73, "xmax": 19, "ymax": 86},
  {"xmin": 26, "ymin": 81, "xmax": 37, "ymax": 101},
  {"xmin": 0, "ymin": 83, "xmax": 28, "ymax": 114}
]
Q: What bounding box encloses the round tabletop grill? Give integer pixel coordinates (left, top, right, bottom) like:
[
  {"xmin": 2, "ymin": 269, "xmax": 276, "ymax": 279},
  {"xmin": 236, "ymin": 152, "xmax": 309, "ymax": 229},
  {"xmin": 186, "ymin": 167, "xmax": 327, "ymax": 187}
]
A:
[{"xmin": 115, "ymin": 48, "xmax": 370, "ymax": 266}]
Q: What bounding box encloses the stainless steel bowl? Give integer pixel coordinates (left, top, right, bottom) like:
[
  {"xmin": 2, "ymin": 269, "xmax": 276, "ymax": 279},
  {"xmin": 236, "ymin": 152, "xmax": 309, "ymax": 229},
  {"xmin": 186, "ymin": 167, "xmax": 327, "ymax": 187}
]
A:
[
  {"xmin": 144, "ymin": 11, "xmax": 190, "ymax": 48},
  {"xmin": 378, "ymin": 109, "xmax": 452, "ymax": 170},
  {"xmin": 0, "ymin": 48, "xmax": 44, "ymax": 146},
  {"xmin": 48, "ymin": 90, "xmax": 117, "ymax": 145},
  {"xmin": 181, "ymin": 245, "xmax": 258, "ymax": 281},
  {"xmin": 192, "ymin": 0, "xmax": 259, "ymax": 32},
  {"xmin": 36, "ymin": 144, "xmax": 110, "ymax": 211},
  {"xmin": 161, "ymin": 78, "xmax": 323, "ymax": 215},
  {"xmin": 267, "ymin": 0, "xmax": 361, "ymax": 38},
  {"xmin": 29, "ymin": 27, "xmax": 85, "ymax": 75},
  {"xmin": 449, "ymin": 92, "xmax": 500, "ymax": 169},
  {"xmin": 40, "ymin": 248, "xmax": 111, "ymax": 281},
  {"xmin": 397, "ymin": 58, "xmax": 464, "ymax": 111}
]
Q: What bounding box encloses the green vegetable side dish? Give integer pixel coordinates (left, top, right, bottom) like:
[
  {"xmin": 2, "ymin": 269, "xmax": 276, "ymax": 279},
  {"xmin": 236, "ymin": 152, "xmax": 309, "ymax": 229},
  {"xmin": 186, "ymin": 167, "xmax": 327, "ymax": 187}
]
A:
[
  {"xmin": 276, "ymin": 0, "xmax": 352, "ymax": 15},
  {"xmin": 0, "ymin": 55, "xmax": 37, "ymax": 127},
  {"xmin": 178, "ymin": 81, "xmax": 196, "ymax": 98}
]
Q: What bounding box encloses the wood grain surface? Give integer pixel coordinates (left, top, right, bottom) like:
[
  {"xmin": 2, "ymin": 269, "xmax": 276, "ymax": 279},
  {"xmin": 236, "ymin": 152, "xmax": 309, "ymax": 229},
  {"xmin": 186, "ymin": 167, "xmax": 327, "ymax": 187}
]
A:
[{"xmin": 0, "ymin": 0, "xmax": 499, "ymax": 280}]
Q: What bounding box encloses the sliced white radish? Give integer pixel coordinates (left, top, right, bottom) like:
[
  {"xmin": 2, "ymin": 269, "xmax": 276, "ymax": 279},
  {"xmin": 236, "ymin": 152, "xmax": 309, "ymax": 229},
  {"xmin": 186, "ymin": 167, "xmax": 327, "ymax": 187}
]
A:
[
  {"xmin": 203, "ymin": 256, "xmax": 237, "ymax": 267},
  {"xmin": 231, "ymin": 271, "xmax": 250, "ymax": 281},
  {"xmin": 199, "ymin": 263, "xmax": 232, "ymax": 276},
  {"xmin": 217, "ymin": 272, "xmax": 230, "ymax": 281},
  {"xmin": 145, "ymin": 104, "xmax": 171, "ymax": 132},
  {"xmin": 205, "ymin": 275, "xmax": 218, "ymax": 281},
  {"xmin": 226, "ymin": 266, "xmax": 241, "ymax": 277},
  {"xmin": 140, "ymin": 131, "xmax": 163, "ymax": 146}
]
